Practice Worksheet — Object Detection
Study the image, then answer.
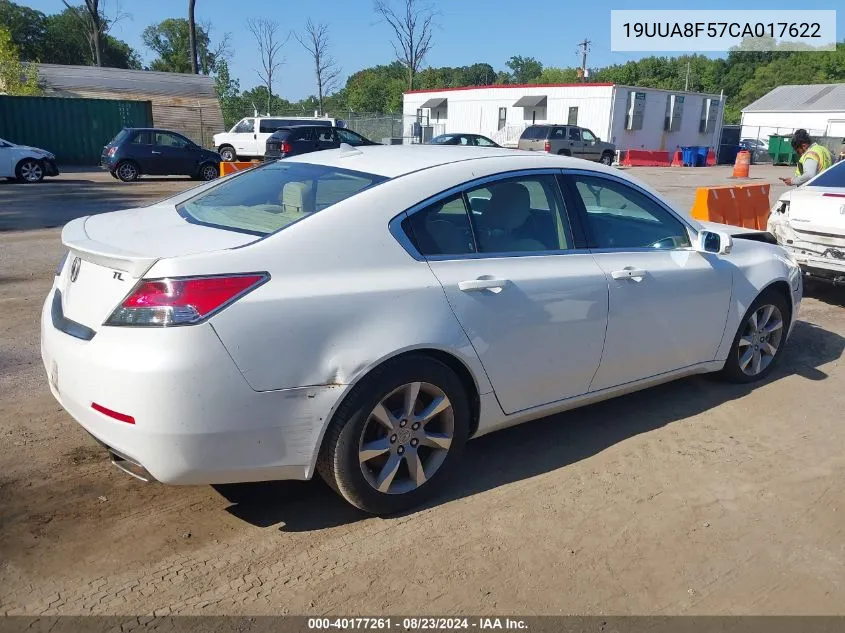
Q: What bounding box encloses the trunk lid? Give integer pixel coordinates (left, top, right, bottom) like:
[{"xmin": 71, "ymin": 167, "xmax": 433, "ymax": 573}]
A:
[
  {"xmin": 785, "ymin": 187, "xmax": 845, "ymax": 247},
  {"xmin": 58, "ymin": 204, "xmax": 259, "ymax": 330}
]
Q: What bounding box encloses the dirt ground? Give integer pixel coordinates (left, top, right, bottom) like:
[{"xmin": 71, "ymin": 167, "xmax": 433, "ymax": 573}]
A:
[{"xmin": 1, "ymin": 164, "xmax": 844, "ymax": 616}]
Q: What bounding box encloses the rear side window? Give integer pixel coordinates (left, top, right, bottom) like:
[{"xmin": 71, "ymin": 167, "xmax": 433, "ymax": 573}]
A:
[
  {"xmin": 259, "ymin": 119, "xmax": 292, "ymax": 133},
  {"xmin": 403, "ymin": 194, "xmax": 476, "ymax": 256},
  {"xmin": 809, "ymin": 160, "xmax": 845, "ymax": 187},
  {"xmin": 131, "ymin": 131, "xmax": 152, "ymax": 145},
  {"xmin": 288, "ymin": 129, "xmax": 313, "ymax": 141},
  {"xmin": 177, "ymin": 162, "xmax": 387, "ymax": 236}
]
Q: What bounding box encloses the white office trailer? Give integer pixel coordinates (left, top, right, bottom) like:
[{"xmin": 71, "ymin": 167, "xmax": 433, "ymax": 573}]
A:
[
  {"xmin": 740, "ymin": 84, "xmax": 845, "ymax": 142},
  {"xmin": 403, "ymin": 83, "xmax": 725, "ymax": 153}
]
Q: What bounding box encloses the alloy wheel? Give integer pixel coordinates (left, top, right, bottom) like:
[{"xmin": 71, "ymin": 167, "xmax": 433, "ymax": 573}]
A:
[
  {"xmin": 20, "ymin": 160, "xmax": 43, "ymax": 182},
  {"xmin": 358, "ymin": 381, "xmax": 454, "ymax": 495},
  {"xmin": 201, "ymin": 165, "xmax": 218, "ymax": 181},
  {"xmin": 117, "ymin": 163, "xmax": 138, "ymax": 181},
  {"xmin": 738, "ymin": 303, "xmax": 784, "ymax": 376}
]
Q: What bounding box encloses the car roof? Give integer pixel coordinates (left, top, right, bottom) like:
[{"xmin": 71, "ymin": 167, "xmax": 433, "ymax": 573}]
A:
[
  {"xmin": 123, "ymin": 127, "xmax": 184, "ymax": 134},
  {"xmin": 285, "ymin": 144, "xmax": 589, "ymax": 178}
]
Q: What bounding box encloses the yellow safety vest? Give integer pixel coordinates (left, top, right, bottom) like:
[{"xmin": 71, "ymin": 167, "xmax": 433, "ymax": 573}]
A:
[{"xmin": 795, "ymin": 143, "xmax": 833, "ymax": 176}]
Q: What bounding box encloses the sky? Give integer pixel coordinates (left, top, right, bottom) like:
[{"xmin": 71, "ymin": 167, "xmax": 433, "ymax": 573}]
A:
[{"xmin": 22, "ymin": 0, "xmax": 844, "ymax": 100}]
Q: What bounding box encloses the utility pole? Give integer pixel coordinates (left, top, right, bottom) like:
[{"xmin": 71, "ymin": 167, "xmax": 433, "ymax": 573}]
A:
[
  {"xmin": 577, "ymin": 38, "xmax": 591, "ymax": 82},
  {"xmin": 684, "ymin": 60, "xmax": 690, "ymax": 91}
]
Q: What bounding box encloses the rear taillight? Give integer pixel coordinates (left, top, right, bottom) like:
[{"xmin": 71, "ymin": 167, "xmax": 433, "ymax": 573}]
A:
[
  {"xmin": 105, "ymin": 273, "xmax": 268, "ymax": 327},
  {"xmin": 822, "ymin": 193, "xmax": 845, "ymax": 198},
  {"xmin": 107, "ymin": 147, "xmax": 117, "ymax": 157},
  {"xmin": 544, "ymin": 140, "xmax": 551, "ymax": 152},
  {"xmin": 281, "ymin": 141, "xmax": 292, "ymax": 154}
]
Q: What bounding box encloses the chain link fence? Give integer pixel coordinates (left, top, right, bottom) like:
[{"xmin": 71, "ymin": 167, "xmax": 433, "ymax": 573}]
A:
[{"xmin": 721, "ymin": 124, "xmax": 844, "ymax": 165}]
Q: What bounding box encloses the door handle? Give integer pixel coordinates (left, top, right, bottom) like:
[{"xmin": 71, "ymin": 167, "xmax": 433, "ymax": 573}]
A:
[
  {"xmin": 458, "ymin": 278, "xmax": 509, "ymax": 292},
  {"xmin": 151, "ymin": 150, "xmax": 161, "ymax": 155},
  {"xmin": 611, "ymin": 268, "xmax": 647, "ymax": 280}
]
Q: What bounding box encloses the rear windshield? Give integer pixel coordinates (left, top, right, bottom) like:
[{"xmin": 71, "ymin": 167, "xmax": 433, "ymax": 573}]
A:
[
  {"xmin": 809, "ymin": 160, "xmax": 845, "ymax": 188},
  {"xmin": 177, "ymin": 162, "xmax": 387, "ymax": 236},
  {"xmin": 521, "ymin": 126, "xmax": 548, "ymax": 140},
  {"xmin": 110, "ymin": 129, "xmax": 131, "ymax": 145}
]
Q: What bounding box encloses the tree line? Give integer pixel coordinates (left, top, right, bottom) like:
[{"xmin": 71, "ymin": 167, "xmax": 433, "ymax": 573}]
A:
[{"xmin": 2, "ymin": 0, "xmax": 843, "ymax": 127}]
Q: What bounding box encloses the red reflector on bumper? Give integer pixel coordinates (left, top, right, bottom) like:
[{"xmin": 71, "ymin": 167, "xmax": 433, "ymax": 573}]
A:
[{"xmin": 91, "ymin": 402, "xmax": 135, "ymax": 425}]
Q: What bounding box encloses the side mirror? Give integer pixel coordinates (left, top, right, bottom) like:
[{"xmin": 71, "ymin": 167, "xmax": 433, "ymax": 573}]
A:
[{"xmin": 695, "ymin": 230, "xmax": 732, "ymax": 255}]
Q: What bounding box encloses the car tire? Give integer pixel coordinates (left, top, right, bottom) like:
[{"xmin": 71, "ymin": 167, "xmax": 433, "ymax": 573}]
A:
[
  {"xmin": 557, "ymin": 149, "xmax": 571, "ymax": 157},
  {"xmin": 317, "ymin": 354, "xmax": 471, "ymax": 515},
  {"xmin": 719, "ymin": 288, "xmax": 790, "ymax": 384},
  {"xmin": 115, "ymin": 161, "xmax": 140, "ymax": 182},
  {"xmin": 219, "ymin": 146, "xmax": 236, "ymax": 162},
  {"xmin": 109, "ymin": 171, "xmax": 119, "ymax": 180},
  {"xmin": 198, "ymin": 163, "xmax": 219, "ymax": 181},
  {"xmin": 600, "ymin": 152, "xmax": 614, "ymax": 166},
  {"xmin": 15, "ymin": 158, "xmax": 44, "ymax": 183}
]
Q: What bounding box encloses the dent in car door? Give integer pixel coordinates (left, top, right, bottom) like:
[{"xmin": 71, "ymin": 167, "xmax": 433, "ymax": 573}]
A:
[
  {"xmin": 564, "ymin": 172, "xmax": 733, "ymax": 391},
  {"xmin": 403, "ymin": 172, "xmax": 609, "ymax": 414}
]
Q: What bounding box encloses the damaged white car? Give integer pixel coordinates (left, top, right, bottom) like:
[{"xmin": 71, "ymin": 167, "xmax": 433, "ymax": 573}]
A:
[{"xmin": 768, "ymin": 160, "xmax": 845, "ymax": 285}]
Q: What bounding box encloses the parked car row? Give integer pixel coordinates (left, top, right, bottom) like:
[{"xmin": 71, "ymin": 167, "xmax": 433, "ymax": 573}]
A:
[{"xmin": 3, "ymin": 120, "xmax": 618, "ymax": 185}]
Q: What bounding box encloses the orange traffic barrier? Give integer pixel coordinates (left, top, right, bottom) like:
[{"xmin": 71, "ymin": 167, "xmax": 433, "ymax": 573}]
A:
[
  {"xmin": 690, "ymin": 183, "xmax": 770, "ymax": 230},
  {"xmin": 671, "ymin": 150, "xmax": 683, "ymax": 167},
  {"xmin": 220, "ymin": 161, "xmax": 259, "ymax": 177},
  {"xmin": 706, "ymin": 148, "xmax": 716, "ymax": 166},
  {"xmin": 732, "ymin": 149, "xmax": 750, "ymax": 178}
]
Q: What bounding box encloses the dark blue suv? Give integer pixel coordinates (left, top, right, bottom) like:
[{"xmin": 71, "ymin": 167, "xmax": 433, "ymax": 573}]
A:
[{"xmin": 101, "ymin": 128, "xmax": 221, "ymax": 182}]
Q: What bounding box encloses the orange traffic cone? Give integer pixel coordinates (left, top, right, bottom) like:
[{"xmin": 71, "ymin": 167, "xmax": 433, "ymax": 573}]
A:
[{"xmin": 732, "ymin": 150, "xmax": 750, "ymax": 178}]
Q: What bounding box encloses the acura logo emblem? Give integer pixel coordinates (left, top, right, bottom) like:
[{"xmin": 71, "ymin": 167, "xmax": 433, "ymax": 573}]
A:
[{"xmin": 69, "ymin": 257, "xmax": 81, "ymax": 282}]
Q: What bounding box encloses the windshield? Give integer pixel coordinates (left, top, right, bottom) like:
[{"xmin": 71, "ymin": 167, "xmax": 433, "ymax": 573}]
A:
[
  {"xmin": 431, "ymin": 135, "xmax": 454, "ymax": 144},
  {"xmin": 808, "ymin": 160, "xmax": 845, "ymax": 188},
  {"xmin": 177, "ymin": 161, "xmax": 387, "ymax": 236}
]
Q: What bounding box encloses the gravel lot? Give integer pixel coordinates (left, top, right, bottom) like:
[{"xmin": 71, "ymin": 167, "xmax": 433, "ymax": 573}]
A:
[{"xmin": 1, "ymin": 163, "xmax": 843, "ymax": 616}]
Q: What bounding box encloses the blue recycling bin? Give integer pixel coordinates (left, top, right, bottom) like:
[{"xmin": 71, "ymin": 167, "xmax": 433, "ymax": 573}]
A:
[{"xmin": 681, "ymin": 146, "xmax": 706, "ymax": 167}]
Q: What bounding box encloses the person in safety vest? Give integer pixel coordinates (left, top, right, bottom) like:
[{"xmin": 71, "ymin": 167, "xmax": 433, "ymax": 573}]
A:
[{"xmin": 779, "ymin": 129, "xmax": 833, "ymax": 186}]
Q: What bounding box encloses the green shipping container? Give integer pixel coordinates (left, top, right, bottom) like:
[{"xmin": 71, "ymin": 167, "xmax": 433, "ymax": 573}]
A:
[{"xmin": 0, "ymin": 95, "xmax": 152, "ymax": 165}]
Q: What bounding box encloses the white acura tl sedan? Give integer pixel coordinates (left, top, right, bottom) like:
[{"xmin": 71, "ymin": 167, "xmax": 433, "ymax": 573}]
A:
[{"xmin": 42, "ymin": 146, "xmax": 803, "ymax": 514}]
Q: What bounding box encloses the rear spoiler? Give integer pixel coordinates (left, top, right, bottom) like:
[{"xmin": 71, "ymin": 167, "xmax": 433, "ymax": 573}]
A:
[{"xmin": 61, "ymin": 217, "xmax": 158, "ymax": 278}]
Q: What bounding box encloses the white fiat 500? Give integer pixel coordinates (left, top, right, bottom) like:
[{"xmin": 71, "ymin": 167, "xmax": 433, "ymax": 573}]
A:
[{"xmin": 42, "ymin": 146, "xmax": 803, "ymax": 514}]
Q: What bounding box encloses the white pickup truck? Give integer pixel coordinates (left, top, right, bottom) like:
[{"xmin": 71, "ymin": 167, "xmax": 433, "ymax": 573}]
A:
[
  {"xmin": 213, "ymin": 116, "xmax": 343, "ymax": 162},
  {"xmin": 768, "ymin": 159, "xmax": 845, "ymax": 285}
]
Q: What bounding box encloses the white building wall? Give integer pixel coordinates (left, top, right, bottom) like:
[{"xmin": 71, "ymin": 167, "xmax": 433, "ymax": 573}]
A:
[
  {"xmin": 403, "ymin": 84, "xmax": 723, "ymax": 151},
  {"xmin": 739, "ymin": 110, "xmax": 845, "ymax": 143},
  {"xmin": 608, "ymin": 87, "xmax": 724, "ymax": 153},
  {"xmin": 403, "ymin": 85, "xmax": 615, "ymax": 146}
]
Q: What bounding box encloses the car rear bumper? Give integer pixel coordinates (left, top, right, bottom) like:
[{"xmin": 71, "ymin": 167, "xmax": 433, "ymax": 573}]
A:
[
  {"xmin": 40, "ymin": 289, "xmax": 345, "ymax": 485},
  {"xmin": 781, "ymin": 245, "xmax": 845, "ymax": 279}
]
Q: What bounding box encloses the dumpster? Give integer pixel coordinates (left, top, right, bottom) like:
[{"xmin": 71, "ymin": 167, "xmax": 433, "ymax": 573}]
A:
[
  {"xmin": 681, "ymin": 146, "xmax": 706, "ymax": 167},
  {"xmin": 768, "ymin": 135, "xmax": 796, "ymax": 165}
]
